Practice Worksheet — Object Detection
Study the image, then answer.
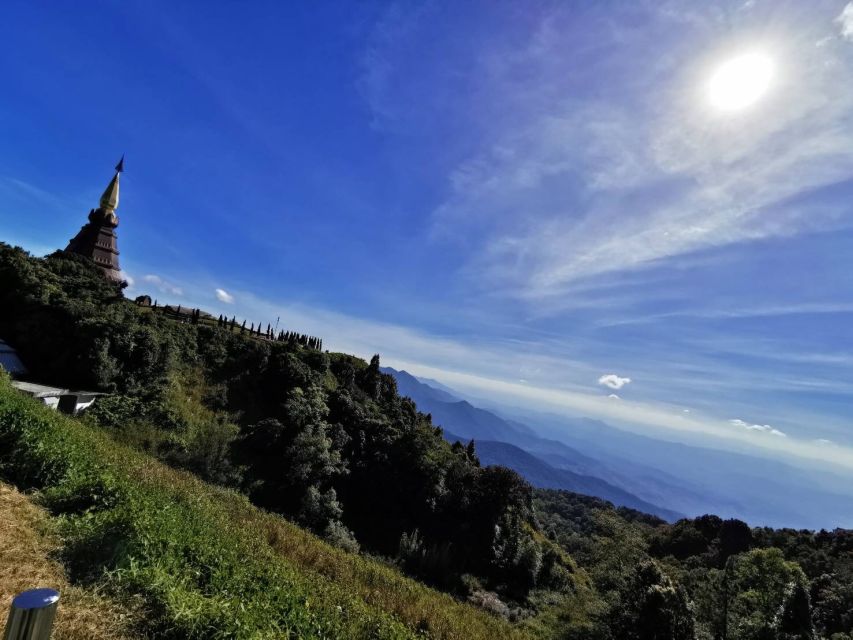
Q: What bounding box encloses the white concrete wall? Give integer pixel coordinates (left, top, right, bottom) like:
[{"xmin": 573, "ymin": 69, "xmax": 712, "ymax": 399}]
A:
[
  {"xmin": 73, "ymin": 398, "xmax": 97, "ymax": 414},
  {"xmin": 41, "ymin": 397, "xmax": 60, "ymax": 410}
]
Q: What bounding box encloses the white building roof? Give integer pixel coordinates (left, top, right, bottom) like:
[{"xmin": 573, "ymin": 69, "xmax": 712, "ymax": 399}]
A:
[{"xmin": 11, "ymin": 381, "xmax": 68, "ymax": 397}]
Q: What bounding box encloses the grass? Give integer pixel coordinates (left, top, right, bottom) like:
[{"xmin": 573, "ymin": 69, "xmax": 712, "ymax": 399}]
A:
[
  {"xmin": 0, "ymin": 375, "xmax": 530, "ymax": 639},
  {"xmin": 0, "ymin": 482, "xmax": 140, "ymax": 640}
]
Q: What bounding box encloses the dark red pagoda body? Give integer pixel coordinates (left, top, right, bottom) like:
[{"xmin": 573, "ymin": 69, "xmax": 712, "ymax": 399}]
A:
[{"xmin": 66, "ymin": 160, "xmax": 124, "ymax": 282}]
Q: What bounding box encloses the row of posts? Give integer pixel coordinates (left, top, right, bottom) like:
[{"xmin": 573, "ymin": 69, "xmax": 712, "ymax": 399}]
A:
[{"xmin": 3, "ymin": 589, "xmax": 59, "ymax": 640}]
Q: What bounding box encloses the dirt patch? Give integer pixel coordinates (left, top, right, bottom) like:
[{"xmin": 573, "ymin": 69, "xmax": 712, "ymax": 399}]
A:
[{"xmin": 0, "ymin": 483, "xmax": 139, "ymax": 640}]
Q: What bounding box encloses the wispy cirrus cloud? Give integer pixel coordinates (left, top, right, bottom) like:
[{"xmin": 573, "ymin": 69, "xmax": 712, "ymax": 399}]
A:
[
  {"xmin": 418, "ymin": 3, "xmax": 853, "ymax": 299},
  {"xmin": 142, "ymin": 274, "xmax": 184, "ymax": 297},
  {"xmin": 838, "ymin": 2, "xmax": 853, "ymax": 40},
  {"xmin": 597, "ymin": 302, "xmax": 853, "ymax": 328}
]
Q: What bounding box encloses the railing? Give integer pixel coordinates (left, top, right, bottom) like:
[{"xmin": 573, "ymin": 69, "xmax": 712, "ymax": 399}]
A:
[{"xmin": 3, "ymin": 589, "xmax": 59, "ymax": 640}]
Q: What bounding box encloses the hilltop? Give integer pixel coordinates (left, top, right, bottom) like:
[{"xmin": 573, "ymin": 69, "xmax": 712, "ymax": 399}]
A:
[{"xmin": 0, "ymin": 242, "xmax": 851, "ymax": 640}]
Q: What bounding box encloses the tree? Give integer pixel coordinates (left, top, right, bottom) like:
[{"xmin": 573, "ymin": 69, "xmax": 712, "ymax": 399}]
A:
[
  {"xmin": 718, "ymin": 518, "xmax": 753, "ymax": 564},
  {"xmin": 724, "ymin": 548, "xmax": 810, "ymax": 640},
  {"xmin": 609, "ymin": 559, "xmax": 695, "ymax": 640},
  {"xmin": 235, "ymin": 386, "xmax": 347, "ymax": 535},
  {"xmin": 779, "ymin": 581, "xmax": 815, "ymax": 640},
  {"xmin": 465, "ymin": 439, "xmax": 479, "ymax": 466},
  {"xmin": 360, "ymin": 354, "xmax": 382, "ymax": 399}
]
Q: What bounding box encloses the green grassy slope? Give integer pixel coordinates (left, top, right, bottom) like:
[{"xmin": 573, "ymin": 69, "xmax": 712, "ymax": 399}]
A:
[{"xmin": 0, "ymin": 374, "xmax": 529, "ymax": 640}]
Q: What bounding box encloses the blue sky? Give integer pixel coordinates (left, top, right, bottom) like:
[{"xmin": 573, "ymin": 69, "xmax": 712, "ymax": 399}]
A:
[{"xmin": 2, "ymin": 0, "xmax": 853, "ymax": 472}]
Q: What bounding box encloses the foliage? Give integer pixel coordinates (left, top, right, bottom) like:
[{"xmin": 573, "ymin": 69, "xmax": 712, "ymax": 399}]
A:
[
  {"xmin": 0, "ymin": 377, "xmax": 529, "ymax": 639},
  {"xmin": 0, "ymin": 245, "xmax": 572, "ymax": 612},
  {"xmin": 723, "ymin": 548, "xmax": 810, "ymax": 640},
  {"xmin": 608, "ymin": 559, "xmax": 695, "ymax": 640},
  {"xmin": 2, "ymin": 244, "xmax": 851, "ymax": 640},
  {"xmin": 535, "ymin": 488, "xmax": 851, "ymax": 640}
]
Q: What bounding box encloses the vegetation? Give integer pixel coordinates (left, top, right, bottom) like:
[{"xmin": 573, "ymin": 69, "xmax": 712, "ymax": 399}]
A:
[
  {"xmin": 0, "ymin": 243, "xmax": 850, "ymax": 639},
  {"xmin": 0, "ymin": 372, "xmax": 528, "ymax": 639},
  {"xmin": 0, "ymin": 245, "xmax": 575, "ymax": 597},
  {"xmin": 0, "ymin": 481, "xmax": 138, "ymax": 640},
  {"xmin": 535, "ymin": 489, "xmax": 853, "ymax": 640}
]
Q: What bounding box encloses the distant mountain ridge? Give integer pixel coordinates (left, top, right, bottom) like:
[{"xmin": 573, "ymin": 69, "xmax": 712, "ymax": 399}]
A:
[
  {"xmin": 386, "ymin": 368, "xmax": 853, "ymax": 529},
  {"xmin": 444, "ymin": 431, "xmax": 683, "ymax": 521},
  {"xmin": 384, "ymin": 367, "xmax": 682, "ymax": 521}
]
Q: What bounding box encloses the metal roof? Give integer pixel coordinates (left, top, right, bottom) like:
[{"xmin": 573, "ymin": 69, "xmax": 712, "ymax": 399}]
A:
[
  {"xmin": 10, "ymin": 381, "xmax": 104, "ymax": 398},
  {"xmin": 11, "ymin": 381, "xmax": 68, "ymax": 397},
  {"xmin": 0, "ymin": 339, "xmax": 28, "ymax": 376}
]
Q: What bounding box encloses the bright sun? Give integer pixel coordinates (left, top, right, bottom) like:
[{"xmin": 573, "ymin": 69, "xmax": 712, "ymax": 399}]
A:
[{"xmin": 708, "ymin": 52, "xmax": 774, "ymax": 111}]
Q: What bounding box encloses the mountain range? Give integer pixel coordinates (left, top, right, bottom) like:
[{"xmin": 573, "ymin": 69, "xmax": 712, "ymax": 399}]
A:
[
  {"xmin": 385, "ymin": 367, "xmax": 680, "ymax": 521},
  {"xmin": 384, "ymin": 367, "xmax": 853, "ymax": 529}
]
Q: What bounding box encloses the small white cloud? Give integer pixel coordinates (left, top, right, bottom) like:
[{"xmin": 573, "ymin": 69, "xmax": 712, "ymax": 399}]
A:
[
  {"xmin": 683, "ymin": 408, "xmax": 691, "ymax": 413},
  {"xmin": 729, "ymin": 419, "xmax": 786, "ymax": 437},
  {"xmin": 608, "ymin": 393, "xmax": 621, "ymax": 400},
  {"xmin": 120, "ymin": 271, "xmax": 135, "ymax": 287},
  {"xmin": 215, "ymin": 288, "xmax": 235, "ymax": 304},
  {"xmin": 837, "ymin": 2, "xmax": 853, "ymax": 40},
  {"xmin": 143, "ymin": 274, "xmax": 183, "ymax": 296},
  {"xmin": 816, "ymin": 438, "xmax": 835, "ymax": 446},
  {"xmin": 598, "ymin": 374, "xmax": 632, "ymax": 390}
]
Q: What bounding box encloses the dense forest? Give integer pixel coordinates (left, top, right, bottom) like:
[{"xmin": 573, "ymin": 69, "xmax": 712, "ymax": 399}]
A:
[{"xmin": 0, "ymin": 242, "xmax": 850, "ymax": 640}]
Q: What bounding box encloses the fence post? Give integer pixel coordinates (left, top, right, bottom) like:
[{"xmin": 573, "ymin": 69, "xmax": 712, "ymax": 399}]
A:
[{"xmin": 3, "ymin": 589, "xmax": 59, "ymax": 640}]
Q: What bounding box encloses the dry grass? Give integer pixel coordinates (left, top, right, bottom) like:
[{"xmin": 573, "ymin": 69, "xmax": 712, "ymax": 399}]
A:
[
  {"xmin": 0, "ymin": 483, "xmax": 140, "ymax": 640},
  {"xmin": 125, "ymin": 458, "xmax": 530, "ymax": 640}
]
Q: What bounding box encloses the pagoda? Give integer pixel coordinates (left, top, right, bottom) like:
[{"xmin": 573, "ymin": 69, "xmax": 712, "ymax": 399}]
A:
[{"xmin": 66, "ymin": 157, "xmax": 125, "ymax": 282}]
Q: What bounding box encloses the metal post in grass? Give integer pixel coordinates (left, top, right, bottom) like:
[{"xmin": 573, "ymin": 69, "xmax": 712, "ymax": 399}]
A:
[{"xmin": 3, "ymin": 589, "xmax": 59, "ymax": 640}]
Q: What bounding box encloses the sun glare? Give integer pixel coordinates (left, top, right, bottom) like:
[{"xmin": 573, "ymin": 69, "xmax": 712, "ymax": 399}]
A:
[{"xmin": 708, "ymin": 52, "xmax": 774, "ymax": 111}]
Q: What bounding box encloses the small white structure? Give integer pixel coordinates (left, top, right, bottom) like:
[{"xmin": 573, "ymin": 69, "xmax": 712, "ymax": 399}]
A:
[
  {"xmin": 10, "ymin": 381, "xmax": 66, "ymax": 410},
  {"xmin": 2, "ymin": 338, "xmax": 103, "ymax": 415},
  {"xmin": 10, "ymin": 381, "xmax": 103, "ymax": 415}
]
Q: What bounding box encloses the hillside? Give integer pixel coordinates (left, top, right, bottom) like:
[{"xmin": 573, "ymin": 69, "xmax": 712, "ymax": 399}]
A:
[
  {"xmin": 0, "ymin": 374, "xmax": 530, "ymax": 639},
  {"xmin": 0, "ymin": 482, "xmax": 138, "ymax": 640},
  {"xmin": 0, "ymin": 244, "xmax": 583, "ymax": 636},
  {"xmin": 1, "ymin": 244, "xmax": 851, "ymax": 640}
]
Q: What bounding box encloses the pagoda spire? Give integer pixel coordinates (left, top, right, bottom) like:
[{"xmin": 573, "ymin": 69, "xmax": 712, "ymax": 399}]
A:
[
  {"xmin": 99, "ymin": 155, "xmax": 123, "ymax": 212},
  {"xmin": 65, "ymin": 157, "xmax": 125, "ymax": 282}
]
